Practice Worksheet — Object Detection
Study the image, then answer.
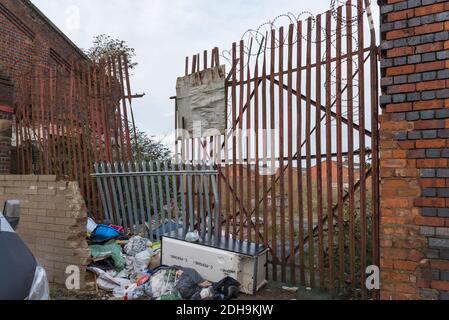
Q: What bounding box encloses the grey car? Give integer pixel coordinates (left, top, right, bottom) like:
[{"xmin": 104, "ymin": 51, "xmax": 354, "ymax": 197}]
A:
[{"xmin": 0, "ymin": 200, "xmax": 50, "ymax": 300}]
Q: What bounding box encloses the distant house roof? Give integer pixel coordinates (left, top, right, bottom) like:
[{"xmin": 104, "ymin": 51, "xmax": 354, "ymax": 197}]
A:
[
  {"xmin": 310, "ymin": 160, "xmax": 343, "ymax": 169},
  {"xmin": 22, "ymin": 0, "xmax": 88, "ymax": 60}
]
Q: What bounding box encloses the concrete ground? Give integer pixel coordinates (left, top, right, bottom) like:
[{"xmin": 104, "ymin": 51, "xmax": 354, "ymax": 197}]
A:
[
  {"xmin": 51, "ymin": 281, "xmax": 338, "ymax": 301},
  {"xmin": 240, "ymin": 282, "xmax": 337, "ymax": 300}
]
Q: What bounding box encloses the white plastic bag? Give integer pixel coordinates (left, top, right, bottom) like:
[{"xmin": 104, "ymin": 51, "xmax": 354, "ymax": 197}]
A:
[
  {"xmin": 88, "ymin": 267, "xmax": 131, "ymax": 292},
  {"xmin": 145, "ymin": 269, "xmax": 177, "ymax": 299},
  {"xmin": 124, "ymin": 236, "xmax": 152, "ymax": 256},
  {"xmin": 133, "ymin": 249, "xmax": 154, "ymax": 274},
  {"xmin": 185, "ymin": 230, "xmax": 200, "ymax": 242},
  {"xmin": 87, "ymin": 217, "xmax": 97, "ymax": 234},
  {"xmin": 200, "ymin": 287, "xmax": 214, "ymax": 300},
  {"xmin": 113, "ymin": 283, "xmax": 145, "ymax": 300}
]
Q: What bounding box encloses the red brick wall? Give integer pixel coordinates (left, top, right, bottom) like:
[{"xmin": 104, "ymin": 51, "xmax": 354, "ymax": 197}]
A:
[
  {"xmin": 0, "ymin": 0, "xmax": 86, "ymax": 80},
  {"xmin": 310, "ymin": 161, "xmax": 359, "ymax": 185},
  {"xmin": 380, "ymin": 0, "xmax": 449, "ymax": 300},
  {"xmin": 0, "ymin": 0, "xmax": 86, "ymax": 173}
]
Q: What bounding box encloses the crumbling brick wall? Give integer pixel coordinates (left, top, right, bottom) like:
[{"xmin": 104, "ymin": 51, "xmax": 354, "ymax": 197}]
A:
[
  {"xmin": 380, "ymin": 0, "xmax": 449, "ymax": 300},
  {"xmin": 0, "ymin": 175, "xmax": 90, "ymax": 289}
]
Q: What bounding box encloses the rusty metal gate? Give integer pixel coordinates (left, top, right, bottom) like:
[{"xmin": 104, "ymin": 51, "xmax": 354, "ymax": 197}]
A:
[
  {"xmin": 175, "ymin": 0, "xmax": 379, "ymax": 298},
  {"xmin": 14, "ymin": 54, "xmax": 138, "ymax": 221}
]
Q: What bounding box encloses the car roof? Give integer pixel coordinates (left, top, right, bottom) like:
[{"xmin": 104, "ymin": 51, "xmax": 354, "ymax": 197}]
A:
[{"xmin": 0, "ymin": 213, "xmax": 14, "ymax": 233}]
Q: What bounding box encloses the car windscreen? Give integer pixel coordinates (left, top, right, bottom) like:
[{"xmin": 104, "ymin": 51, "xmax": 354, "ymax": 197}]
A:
[{"xmin": 0, "ymin": 214, "xmax": 14, "ymax": 233}]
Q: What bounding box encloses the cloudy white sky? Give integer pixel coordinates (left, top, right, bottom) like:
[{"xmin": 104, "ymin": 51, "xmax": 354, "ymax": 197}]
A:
[{"xmin": 31, "ymin": 0, "xmax": 378, "ymax": 148}]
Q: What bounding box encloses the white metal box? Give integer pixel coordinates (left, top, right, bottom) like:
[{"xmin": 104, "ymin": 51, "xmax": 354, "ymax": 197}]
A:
[{"xmin": 161, "ymin": 234, "xmax": 268, "ymax": 295}]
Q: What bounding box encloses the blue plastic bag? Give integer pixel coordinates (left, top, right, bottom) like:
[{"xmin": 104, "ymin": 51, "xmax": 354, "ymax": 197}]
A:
[{"xmin": 91, "ymin": 224, "xmax": 122, "ymax": 242}]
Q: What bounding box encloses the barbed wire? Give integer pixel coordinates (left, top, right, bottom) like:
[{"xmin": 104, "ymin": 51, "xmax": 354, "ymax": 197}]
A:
[
  {"xmin": 220, "ymin": 0, "xmax": 373, "ymax": 75},
  {"xmin": 189, "ymin": 0, "xmax": 376, "ymax": 132}
]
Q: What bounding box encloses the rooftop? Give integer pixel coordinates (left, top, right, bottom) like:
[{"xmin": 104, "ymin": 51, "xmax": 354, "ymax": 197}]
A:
[{"xmin": 23, "ymin": 0, "xmax": 88, "ymax": 60}]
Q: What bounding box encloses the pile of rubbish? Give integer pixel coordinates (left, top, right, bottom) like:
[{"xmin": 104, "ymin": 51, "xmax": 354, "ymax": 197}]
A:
[{"xmin": 86, "ymin": 218, "xmax": 240, "ymax": 301}]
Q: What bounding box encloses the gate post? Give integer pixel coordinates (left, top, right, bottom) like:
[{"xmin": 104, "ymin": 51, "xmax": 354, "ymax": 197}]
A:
[
  {"xmin": 0, "ymin": 69, "xmax": 13, "ymax": 174},
  {"xmin": 379, "ymin": 0, "xmax": 449, "ymax": 300}
]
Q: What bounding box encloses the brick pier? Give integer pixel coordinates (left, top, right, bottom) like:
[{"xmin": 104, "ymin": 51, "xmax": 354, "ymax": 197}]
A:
[{"xmin": 379, "ymin": 0, "xmax": 449, "ymax": 300}]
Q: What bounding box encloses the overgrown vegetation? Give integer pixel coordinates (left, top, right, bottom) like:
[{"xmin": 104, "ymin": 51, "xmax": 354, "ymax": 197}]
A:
[
  {"xmin": 131, "ymin": 126, "xmax": 171, "ymax": 163},
  {"xmin": 85, "ymin": 34, "xmax": 138, "ymax": 70}
]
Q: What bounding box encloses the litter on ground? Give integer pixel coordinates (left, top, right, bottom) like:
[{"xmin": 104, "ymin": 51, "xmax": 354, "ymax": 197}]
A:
[{"xmin": 86, "ymin": 220, "xmax": 241, "ymax": 301}]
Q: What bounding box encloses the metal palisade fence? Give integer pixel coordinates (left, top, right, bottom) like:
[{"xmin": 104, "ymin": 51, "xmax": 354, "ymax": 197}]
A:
[
  {"xmin": 176, "ymin": 0, "xmax": 380, "ymax": 298},
  {"xmin": 15, "ymin": 54, "xmax": 138, "ymax": 221},
  {"xmin": 92, "ymin": 160, "xmax": 221, "ymax": 243}
]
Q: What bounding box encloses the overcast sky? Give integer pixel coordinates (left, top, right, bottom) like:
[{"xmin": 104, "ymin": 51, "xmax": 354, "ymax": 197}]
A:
[{"xmin": 31, "ymin": 0, "xmax": 378, "ymax": 148}]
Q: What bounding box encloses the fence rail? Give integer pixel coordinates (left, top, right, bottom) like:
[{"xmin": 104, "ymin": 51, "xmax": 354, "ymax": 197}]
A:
[{"xmin": 92, "ymin": 160, "xmax": 221, "ymax": 242}]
